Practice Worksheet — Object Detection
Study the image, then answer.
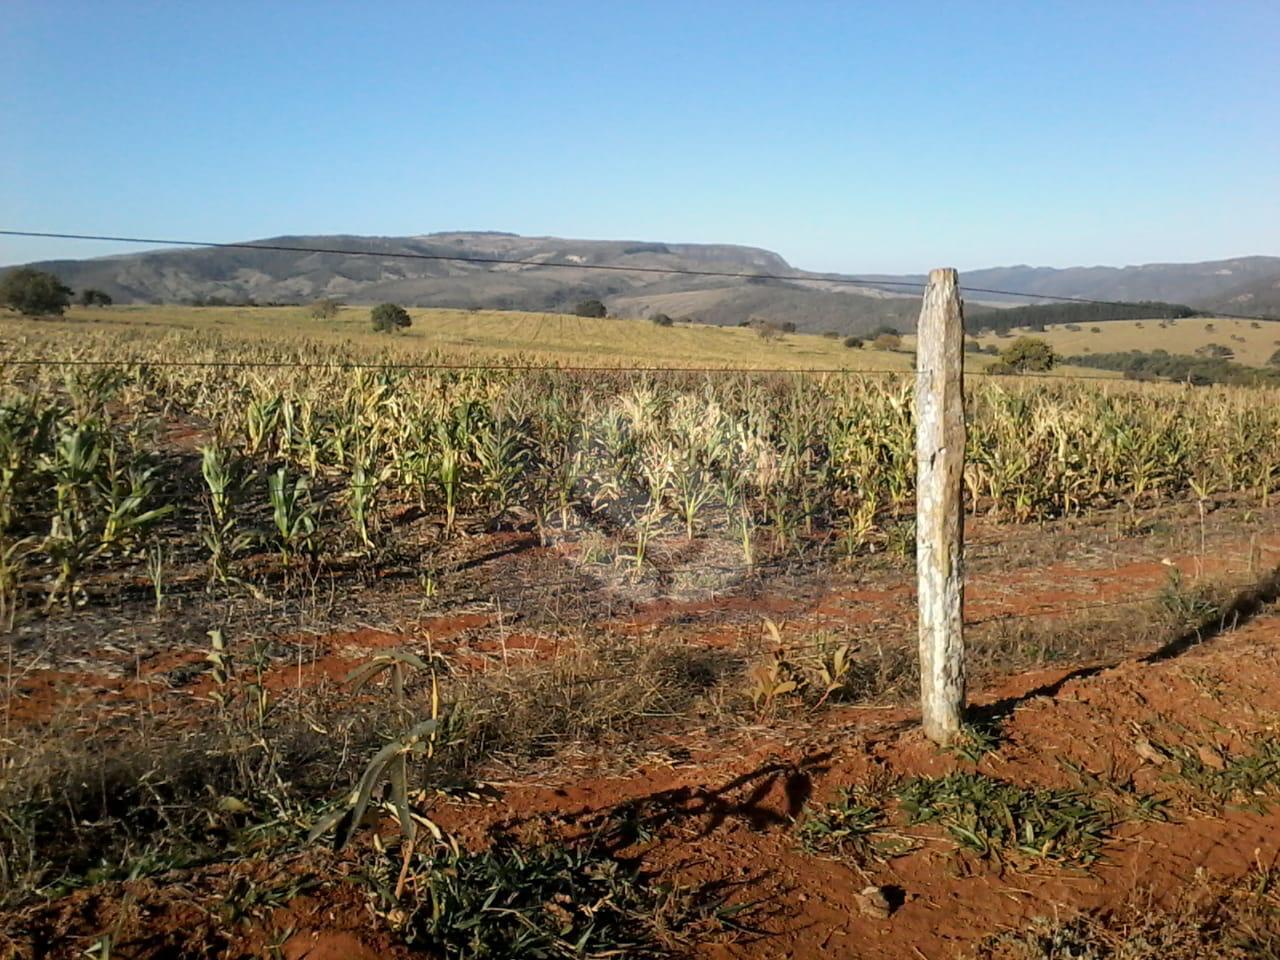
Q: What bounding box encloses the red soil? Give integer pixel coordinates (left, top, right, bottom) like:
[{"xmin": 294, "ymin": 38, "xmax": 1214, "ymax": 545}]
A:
[
  {"xmin": 8, "ymin": 529, "xmax": 1278, "ymax": 732},
  {"xmin": 7, "ymin": 605, "xmax": 1278, "ymax": 959},
  {"xmin": 5, "ymin": 519, "xmax": 1280, "ymax": 958}
]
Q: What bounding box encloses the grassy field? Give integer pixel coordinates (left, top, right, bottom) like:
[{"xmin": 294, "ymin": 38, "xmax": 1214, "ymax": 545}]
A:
[
  {"xmin": 19, "ymin": 304, "xmax": 917, "ymax": 370},
  {"xmin": 5, "ymin": 306, "xmax": 1275, "ymax": 373},
  {"xmin": 2, "ymin": 304, "xmax": 1140, "ymax": 377},
  {"xmin": 965, "ymin": 315, "xmax": 1280, "ymax": 367}
]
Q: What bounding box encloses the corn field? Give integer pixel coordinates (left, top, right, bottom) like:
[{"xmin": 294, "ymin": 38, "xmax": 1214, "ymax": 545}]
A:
[{"xmin": 2, "ymin": 330, "xmax": 1279, "ymax": 618}]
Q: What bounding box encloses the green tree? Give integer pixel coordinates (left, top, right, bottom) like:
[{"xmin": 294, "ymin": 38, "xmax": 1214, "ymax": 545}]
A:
[
  {"xmin": 371, "ymin": 302, "xmax": 412, "ymax": 333},
  {"xmin": 574, "ymin": 299, "xmax": 607, "ymax": 318},
  {"xmin": 309, "ymin": 298, "xmax": 341, "ymax": 320},
  {"xmin": 998, "ymin": 337, "xmax": 1056, "ymax": 372},
  {"xmin": 843, "ymin": 336, "xmax": 863, "ymax": 349},
  {"xmin": 78, "ymin": 288, "xmax": 113, "ymax": 307},
  {"xmin": 0, "ymin": 268, "xmax": 73, "ymax": 316}
]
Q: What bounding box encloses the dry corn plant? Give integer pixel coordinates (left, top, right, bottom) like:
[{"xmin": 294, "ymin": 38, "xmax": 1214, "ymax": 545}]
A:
[
  {"xmin": 309, "ymin": 649, "xmax": 447, "ymax": 897},
  {"xmin": 3, "ymin": 328, "xmax": 1280, "ymax": 626}
]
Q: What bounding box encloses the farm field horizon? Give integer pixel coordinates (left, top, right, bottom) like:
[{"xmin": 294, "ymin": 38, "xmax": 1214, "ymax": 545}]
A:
[
  {"xmin": 12, "ymin": 303, "xmax": 916, "ymax": 371},
  {"xmin": 7, "ymin": 302, "xmax": 1275, "ymax": 379},
  {"xmin": 15, "ymin": 301, "xmax": 1278, "ymax": 378}
]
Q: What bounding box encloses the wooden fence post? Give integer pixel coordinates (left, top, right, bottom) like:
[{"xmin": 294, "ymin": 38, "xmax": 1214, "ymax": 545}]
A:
[{"xmin": 916, "ymin": 267, "xmax": 966, "ymax": 746}]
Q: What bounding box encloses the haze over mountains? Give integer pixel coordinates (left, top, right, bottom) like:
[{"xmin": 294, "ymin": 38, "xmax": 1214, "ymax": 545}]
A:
[{"xmin": 12, "ymin": 233, "xmax": 1280, "ymax": 333}]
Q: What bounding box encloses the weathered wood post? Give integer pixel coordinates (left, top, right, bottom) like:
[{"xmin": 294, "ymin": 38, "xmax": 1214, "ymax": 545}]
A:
[{"xmin": 915, "ymin": 267, "xmax": 966, "ymax": 745}]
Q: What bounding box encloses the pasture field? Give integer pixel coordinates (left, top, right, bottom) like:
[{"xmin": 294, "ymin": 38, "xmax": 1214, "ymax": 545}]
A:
[
  {"xmin": 28, "ymin": 303, "xmax": 918, "ymax": 371},
  {"xmin": 1, "ymin": 309, "xmax": 1279, "ymax": 958},
  {"xmin": 965, "ymin": 314, "xmax": 1280, "ymax": 367},
  {"xmin": 7, "ymin": 303, "xmax": 1125, "ymax": 376}
]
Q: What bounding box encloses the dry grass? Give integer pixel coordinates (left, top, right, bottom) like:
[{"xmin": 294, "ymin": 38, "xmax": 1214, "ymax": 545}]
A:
[
  {"xmin": 976, "ymin": 869, "xmax": 1280, "ymax": 959},
  {"xmin": 8, "ymin": 304, "xmax": 1124, "ymax": 376},
  {"xmin": 961, "ymin": 315, "xmax": 1280, "ymax": 368},
  {"xmin": 0, "ymin": 628, "xmax": 746, "ymax": 905},
  {"xmin": 10, "ymin": 304, "xmax": 918, "ymax": 371}
]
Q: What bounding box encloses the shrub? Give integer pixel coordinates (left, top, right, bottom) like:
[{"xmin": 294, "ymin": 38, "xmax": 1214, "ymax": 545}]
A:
[
  {"xmin": 309, "ymin": 298, "xmax": 341, "ymax": 320},
  {"xmin": 650, "ymin": 313, "xmax": 673, "ymax": 327},
  {"xmin": 997, "ymin": 337, "xmax": 1056, "ymax": 373},
  {"xmin": 1269, "ymin": 348, "xmax": 1280, "ymax": 367},
  {"xmin": 756, "ymin": 322, "xmax": 782, "ymax": 340},
  {"xmin": 871, "ymin": 333, "xmax": 901, "ymax": 351},
  {"xmin": 823, "ymin": 331, "xmax": 841, "ymax": 339},
  {"xmin": 574, "ymin": 299, "xmax": 607, "ymax": 318},
  {"xmin": 371, "ymin": 303, "xmax": 412, "ymax": 333},
  {"xmin": 843, "ymin": 336, "xmax": 864, "ymax": 349},
  {"xmin": 78, "ymin": 288, "xmax": 113, "ymax": 307},
  {"xmin": 1196, "ymin": 343, "xmax": 1234, "ymax": 360},
  {"xmin": 1090, "ymin": 327, "xmax": 1101, "ymax": 334},
  {"xmin": 780, "ymin": 321, "xmax": 797, "ymax": 334},
  {"xmin": 0, "ymin": 268, "xmax": 73, "ymax": 316}
]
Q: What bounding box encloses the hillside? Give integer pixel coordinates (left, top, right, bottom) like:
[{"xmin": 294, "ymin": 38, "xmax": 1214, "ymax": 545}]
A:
[
  {"xmin": 8, "ymin": 232, "xmax": 1280, "ymax": 331},
  {"xmin": 1196, "ymin": 269, "xmax": 1280, "ymax": 318},
  {"xmin": 16, "ymin": 233, "xmax": 916, "ymax": 337},
  {"xmin": 879, "ymin": 256, "xmax": 1280, "ymax": 307}
]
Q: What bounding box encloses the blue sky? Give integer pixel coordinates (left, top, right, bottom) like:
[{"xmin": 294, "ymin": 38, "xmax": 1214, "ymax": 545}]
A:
[{"xmin": 2, "ymin": 1, "xmax": 1277, "ymax": 273}]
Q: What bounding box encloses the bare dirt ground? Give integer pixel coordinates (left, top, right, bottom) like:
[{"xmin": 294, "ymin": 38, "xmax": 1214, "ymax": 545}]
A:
[{"xmin": 3, "ymin": 500, "xmax": 1280, "ymax": 958}]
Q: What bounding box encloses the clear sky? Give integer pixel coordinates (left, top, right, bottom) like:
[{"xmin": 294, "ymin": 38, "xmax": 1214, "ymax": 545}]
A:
[{"xmin": 2, "ymin": 1, "xmax": 1277, "ymax": 274}]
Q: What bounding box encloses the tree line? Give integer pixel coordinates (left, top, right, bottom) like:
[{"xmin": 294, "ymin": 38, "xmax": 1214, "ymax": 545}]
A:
[
  {"xmin": 968, "ymin": 299, "xmax": 1199, "ymax": 335},
  {"xmin": 1066, "ymin": 349, "xmax": 1280, "ymax": 387}
]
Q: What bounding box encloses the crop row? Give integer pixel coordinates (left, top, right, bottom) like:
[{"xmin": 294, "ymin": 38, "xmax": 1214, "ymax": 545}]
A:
[{"xmin": 2, "ymin": 339, "xmax": 1278, "ymax": 615}]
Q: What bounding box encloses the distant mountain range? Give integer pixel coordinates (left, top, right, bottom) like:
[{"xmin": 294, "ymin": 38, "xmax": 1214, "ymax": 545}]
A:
[{"xmin": 10, "ymin": 233, "xmax": 1280, "ymax": 333}]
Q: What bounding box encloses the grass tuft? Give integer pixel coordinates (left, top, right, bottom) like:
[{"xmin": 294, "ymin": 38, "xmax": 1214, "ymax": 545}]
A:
[
  {"xmin": 796, "ymin": 782, "xmax": 917, "ymax": 865},
  {"xmin": 1166, "ymin": 737, "xmax": 1280, "ymax": 811},
  {"xmin": 898, "ymin": 772, "xmax": 1114, "ymax": 866},
  {"xmin": 365, "ymin": 839, "xmax": 714, "ymax": 958}
]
